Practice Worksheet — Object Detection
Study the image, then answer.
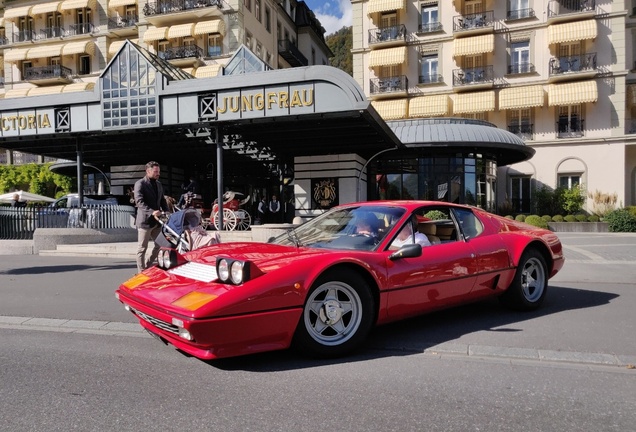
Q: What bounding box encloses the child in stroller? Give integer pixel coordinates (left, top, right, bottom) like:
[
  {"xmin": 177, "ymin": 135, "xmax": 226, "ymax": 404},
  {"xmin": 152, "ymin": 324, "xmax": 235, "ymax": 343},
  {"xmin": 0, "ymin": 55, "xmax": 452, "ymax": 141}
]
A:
[{"xmin": 156, "ymin": 208, "xmax": 220, "ymax": 253}]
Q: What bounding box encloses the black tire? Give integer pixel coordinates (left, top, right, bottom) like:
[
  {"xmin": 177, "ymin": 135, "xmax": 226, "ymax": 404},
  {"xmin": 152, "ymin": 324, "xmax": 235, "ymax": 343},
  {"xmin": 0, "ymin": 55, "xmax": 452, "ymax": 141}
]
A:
[
  {"xmin": 293, "ymin": 269, "xmax": 375, "ymax": 358},
  {"xmin": 499, "ymin": 248, "xmax": 548, "ymax": 311}
]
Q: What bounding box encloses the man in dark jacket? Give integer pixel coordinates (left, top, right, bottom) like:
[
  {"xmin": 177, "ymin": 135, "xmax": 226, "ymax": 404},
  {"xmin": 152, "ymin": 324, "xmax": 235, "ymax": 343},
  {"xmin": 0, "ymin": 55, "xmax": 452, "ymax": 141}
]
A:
[{"xmin": 134, "ymin": 161, "xmax": 169, "ymax": 273}]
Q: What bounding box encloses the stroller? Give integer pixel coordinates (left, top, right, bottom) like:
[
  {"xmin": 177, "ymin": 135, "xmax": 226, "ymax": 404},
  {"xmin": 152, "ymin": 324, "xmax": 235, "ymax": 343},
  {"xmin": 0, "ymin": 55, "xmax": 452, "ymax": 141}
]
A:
[{"xmin": 156, "ymin": 208, "xmax": 220, "ymax": 253}]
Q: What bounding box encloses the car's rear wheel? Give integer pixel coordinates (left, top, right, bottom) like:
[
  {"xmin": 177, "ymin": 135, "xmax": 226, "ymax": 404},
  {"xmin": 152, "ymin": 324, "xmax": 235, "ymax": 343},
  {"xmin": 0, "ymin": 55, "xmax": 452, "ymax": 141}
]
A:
[
  {"xmin": 294, "ymin": 269, "xmax": 375, "ymax": 358},
  {"xmin": 499, "ymin": 249, "xmax": 548, "ymax": 311}
]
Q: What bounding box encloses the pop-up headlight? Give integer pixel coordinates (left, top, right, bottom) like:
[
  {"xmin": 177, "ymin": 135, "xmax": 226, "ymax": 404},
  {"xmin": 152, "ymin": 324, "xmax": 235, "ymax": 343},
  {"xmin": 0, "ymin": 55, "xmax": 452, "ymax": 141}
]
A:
[
  {"xmin": 216, "ymin": 257, "xmax": 252, "ymax": 285},
  {"xmin": 157, "ymin": 247, "xmax": 186, "ymax": 270}
]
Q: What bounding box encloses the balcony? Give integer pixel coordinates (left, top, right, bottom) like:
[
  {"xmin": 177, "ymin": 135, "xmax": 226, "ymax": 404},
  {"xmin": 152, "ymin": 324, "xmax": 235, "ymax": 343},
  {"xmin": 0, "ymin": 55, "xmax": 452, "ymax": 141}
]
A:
[
  {"xmin": 368, "ymin": 24, "xmax": 406, "ymax": 49},
  {"xmin": 508, "ymin": 124, "xmax": 534, "ymax": 141},
  {"xmin": 506, "ymin": 8, "xmax": 536, "ymax": 21},
  {"xmin": 547, "ymin": 0, "xmax": 595, "ymax": 23},
  {"xmin": 142, "ymin": 0, "xmax": 223, "ymax": 26},
  {"xmin": 158, "ymin": 44, "xmax": 205, "ymax": 66},
  {"xmin": 24, "ymin": 65, "xmax": 74, "ymax": 85},
  {"xmin": 40, "ymin": 27, "xmax": 65, "ymax": 40},
  {"xmin": 369, "ymin": 75, "xmax": 408, "ymax": 99},
  {"xmin": 548, "ymin": 52, "xmax": 597, "ymax": 82},
  {"xmin": 557, "ymin": 117, "xmax": 584, "ymax": 138},
  {"xmin": 453, "ymin": 10, "xmax": 494, "ymax": 35},
  {"xmin": 418, "ymin": 74, "xmax": 444, "ymax": 86},
  {"xmin": 418, "ymin": 22, "xmax": 443, "ymax": 34},
  {"xmin": 67, "ymin": 23, "xmax": 95, "ymax": 37},
  {"xmin": 278, "ymin": 39, "xmax": 308, "ymax": 67},
  {"xmin": 453, "ymin": 65, "xmax": 494, "ymax": 90},
  {"xmin": 108, "ymin": 15, "xmax": 139, "ymax": 36},
  {"xmin": 13, "ymin": 30, "xmax": 37, "ymax": 43},
  {"xmin": 507, "ymin": 62, "xmax": 536, "ymax": 75}
]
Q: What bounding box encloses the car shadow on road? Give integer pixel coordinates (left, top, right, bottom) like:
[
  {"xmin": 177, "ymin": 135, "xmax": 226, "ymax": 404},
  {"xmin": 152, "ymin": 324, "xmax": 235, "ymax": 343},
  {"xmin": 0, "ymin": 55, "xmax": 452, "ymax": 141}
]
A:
[{"xmin": 207, "ymin": 284, "xmax": 618, "ymax": 372}]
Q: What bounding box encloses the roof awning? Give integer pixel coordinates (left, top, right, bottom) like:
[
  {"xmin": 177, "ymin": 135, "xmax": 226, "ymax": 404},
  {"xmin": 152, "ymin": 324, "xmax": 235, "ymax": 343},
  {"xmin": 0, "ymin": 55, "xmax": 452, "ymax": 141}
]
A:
[
  {"xmin": 168, "ymin": 23, "xmax": 195, "ymax": 39},
  {"xmin": 27, "ymin": 43, "xmax": 65, "ymax": 59},
  {"xmin": 548, "ymin": 19, "xmax": 597, "ymax": 45},
  {"xmin": 4, "ymin": 6, "xmax": 33, "ymax": 20},
  {"xmin": 499, "ymin": 85, "xmax": 545, "ymax": 110},
  {"xmin": 108, "ymin": 0, "xmax": 137, "ymax": 7},
  {"xmin": 28, "ymin": 86, "xmax": 66, "ymax": 96},
  {"xmin": 195, "ymin": 64, "xmax": 222, "ymax": 78},
  {"xmin": 30, "ymin": 2, "xmax": 62, "ymax": 15},
  {"xmin": 193, "ymin": 19, "xmax": 226, "ymax": 36},
  {"xmin": 548, "ymin": 80, "xmax": 598, "ymax": 106},
  {"xmin": 60, "ymin": 0, "xmax": 96, "ymax": 11},
  {"xmin": 63, "ymin": 82, "xmax": 95, "ymax": 93},
  {"xmin": 108, "ymin": 38, "xmax": 138, "ymax": 56},
  {"xmin": 454, "ymin": 91, "xmax": 495, "ymax": 114},
  {"xmin": 369, "ymin": 46, "xmax": 407, "ymax": 67},
  {"xmin": 63, "ymin": 40, "xmax": 95, "ymax": 56},
  {"xmin": 4, "ymin": 48, "xmax": 31, "ymax": 62},
  {"xmin": 143, "ymin": 26, "xmax": 169, "ymax": 42},
  {"xmin": 367, "ymin": 0, "xmax": 405, "ymax": 15},
  {"xmin": 409, "ymin": 95, "xmax": 449, "ymax": 117},
  {"xmin": 453, "ymin": 34, "xmax": 495, "ymax": 57},
  {"xmin": 371, "ymin": 99, "xmax": 408, "ymax": 120},
  {"xmin": 3, "ymin": 88, "xmax": 32, "ymax": 99}
]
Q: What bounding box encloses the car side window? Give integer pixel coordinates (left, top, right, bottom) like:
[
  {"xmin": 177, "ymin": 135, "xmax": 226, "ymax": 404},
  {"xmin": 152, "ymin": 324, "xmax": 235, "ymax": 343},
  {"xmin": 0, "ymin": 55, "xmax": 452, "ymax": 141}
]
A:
[
  {"xmin": 453, "ymin": 208, "xmax": 484, "ymax": 240},
  {"xmin": 411, "ymin": 207, "xmax": 458, "ymax": 244}
]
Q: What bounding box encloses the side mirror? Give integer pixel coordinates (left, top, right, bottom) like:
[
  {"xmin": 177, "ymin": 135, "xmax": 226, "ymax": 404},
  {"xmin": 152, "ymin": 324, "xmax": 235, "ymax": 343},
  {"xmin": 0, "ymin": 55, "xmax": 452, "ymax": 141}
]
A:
[{"xmin": 389, "ymin": 243, "xmax": 422, "ymax": 261}]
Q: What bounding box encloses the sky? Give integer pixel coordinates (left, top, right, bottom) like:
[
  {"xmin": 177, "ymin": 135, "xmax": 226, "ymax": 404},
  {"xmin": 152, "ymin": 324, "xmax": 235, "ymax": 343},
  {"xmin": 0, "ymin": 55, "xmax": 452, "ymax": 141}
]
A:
[{"xmin": 304, "ymin": 0, "xmax": 353, "ymax": 36}]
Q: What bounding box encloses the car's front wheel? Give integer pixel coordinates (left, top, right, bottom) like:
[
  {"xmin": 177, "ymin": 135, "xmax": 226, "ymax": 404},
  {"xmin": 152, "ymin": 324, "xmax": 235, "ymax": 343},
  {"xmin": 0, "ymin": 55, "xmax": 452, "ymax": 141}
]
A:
[
  {"xmin": 499, "ymin": 248, "xmax": 548, "ymax": 311},
  {"xmin": 294, "ymin": 269, "xmax": 375, "ymax": 358}
]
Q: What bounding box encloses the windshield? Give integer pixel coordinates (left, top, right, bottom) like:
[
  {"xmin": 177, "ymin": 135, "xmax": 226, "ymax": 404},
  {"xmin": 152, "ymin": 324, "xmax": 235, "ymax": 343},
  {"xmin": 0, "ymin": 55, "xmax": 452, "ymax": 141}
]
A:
[{"xmin": 274, "ymin": 206, "xmax": 406, "ymax": 251}]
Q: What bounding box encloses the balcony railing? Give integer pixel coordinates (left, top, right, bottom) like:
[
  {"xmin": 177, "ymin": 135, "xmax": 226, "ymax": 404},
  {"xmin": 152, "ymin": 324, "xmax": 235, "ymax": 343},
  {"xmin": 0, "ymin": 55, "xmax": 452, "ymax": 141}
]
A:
[
  {"xmin": 557, "ymin": 118, "xmax": 585, "ymax": 138},
  {"xmin": 419, "ymin": 74, "xmax": 443, "ymax": 85},
  {"xmin": 370, "ymin": 75, "xmax": 408, "ymax": 94},
  {"xmin": 159, "ymin": 44, "xmax": 204, "ymax": 61},
  {"xmin": 0, "ymin": 36, "xmax": 8, "ymax": 46},
  {"xmin": 67, "ymin": 23, "xmax": 94, "ymax": 36},
  {"xmin": 40, "ymin": 27, "xmax": 65, "ymax": 40},
  {"xmin": 453, "ymin": 65, "xmax": 494, "ymax": 86},
  {"xmin": 508, "ymin": 124, "xmax": 534, "ymax": 140},
  {"xmin": 278, "ymin": 39, "xmax": 308, "ymax": 67},
  {"xmin": 453, "ymin": 10, "xmax": 494, "ymax": 32},
  {"xmin": 549, "ymin": 52, "xmax": 597, "ymax": 75},
  {"xmin": 548, "ymin": 0, "xmax": 595, "ymax": 18},
  {"xmin": 418, "ymin": 21, "xmax": 442, "ymax": 33},
  {"xmin": 107, "ymin": 15, "xmax": 139, "ymax": 30},
  {"xmin": 13, "ymin": 30, "xmax": 37, "ymax": 43},
  {"xmin": 24, "ymin": 65, "xmax": 73, "ymax": 81},
  {"xmin": 508, "ymin": 62, "xmax": 536, "ymax": 74},
  {"xmin": 506, "ymin": 8, "xmax": 536, "ymax": 20},
  {"xmin": 368, "ymin": 24, "xmax": 407, "ymax": 45},
  {"xmin": 142, "ymin": 0, "xmax": 223, "ymax": 17}
]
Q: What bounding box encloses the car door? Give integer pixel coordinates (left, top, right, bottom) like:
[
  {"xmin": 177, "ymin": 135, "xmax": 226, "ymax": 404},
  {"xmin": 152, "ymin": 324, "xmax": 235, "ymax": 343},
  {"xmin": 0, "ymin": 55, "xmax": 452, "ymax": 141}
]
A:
[{"xmin": 383, "ymin": 207, "xmax": 479, "ymax": 319}]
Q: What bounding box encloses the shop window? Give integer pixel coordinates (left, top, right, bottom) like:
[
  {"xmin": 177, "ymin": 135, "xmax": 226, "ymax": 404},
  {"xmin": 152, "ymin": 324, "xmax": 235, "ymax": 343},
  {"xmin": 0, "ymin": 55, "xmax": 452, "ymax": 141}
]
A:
[{"xmin": 511, "ymin": 176, "xmax": 531, "ymax": 213}]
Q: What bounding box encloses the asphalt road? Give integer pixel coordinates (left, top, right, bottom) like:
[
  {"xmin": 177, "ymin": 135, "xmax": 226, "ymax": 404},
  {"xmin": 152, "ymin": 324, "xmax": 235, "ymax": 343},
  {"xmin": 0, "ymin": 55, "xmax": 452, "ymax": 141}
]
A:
[{"xmin": 0, "ymin": 233, "xmax": 635, "ymax": 431}]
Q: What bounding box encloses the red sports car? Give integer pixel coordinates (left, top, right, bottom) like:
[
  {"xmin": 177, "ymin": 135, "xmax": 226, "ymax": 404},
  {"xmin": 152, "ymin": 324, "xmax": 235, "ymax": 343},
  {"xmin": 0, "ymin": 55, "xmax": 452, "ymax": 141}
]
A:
[{"xmin": 116, "ymin": 201, "xmax": 564, "ymax": 360}]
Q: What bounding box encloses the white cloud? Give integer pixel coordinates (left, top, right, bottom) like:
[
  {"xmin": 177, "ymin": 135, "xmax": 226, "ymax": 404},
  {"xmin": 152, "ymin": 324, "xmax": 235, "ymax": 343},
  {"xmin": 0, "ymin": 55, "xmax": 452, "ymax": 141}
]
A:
[{"xmin": 314, "ymin": 0, "xmax": 352, "ymax": 36}]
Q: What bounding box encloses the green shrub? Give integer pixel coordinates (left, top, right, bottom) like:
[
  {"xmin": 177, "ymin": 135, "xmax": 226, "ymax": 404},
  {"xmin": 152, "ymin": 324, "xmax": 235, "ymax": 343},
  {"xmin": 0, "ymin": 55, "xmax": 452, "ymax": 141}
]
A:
[
  {"xmin": 562, "ymin": 185, "xmax": 586, "ymax": 215},
  {"xmin": 505, "ymin": 215, "xmax": 514, "ymax": 220},
  {"xmin": 575, "ymin": 214, "xmax": 588, "ymax": 222},
  {"xmin": 564, "ymin": 215, "xmax": 577, "ymax": 222},
  {"xmin": 552, "ymin": 215, "xmax": 564, "ymax": 222},
  {"xmin": 515, "ymin": 214, "xmax": 526, "ymax": 222},
  {"xmin": 605, "ymin": 209, "xmax": 636, "ymax": 232},
  {"xmin": 424, "ymin": 210, "xmax": 446, "ymax": 220},
  {"xmin": 535, "ymin": 186, "xmax": 563, "ymax": 215},
  {"xmin": 626, "ymin": 206, "xmax": 636, "ymax": 218},
  {"xmin": 525, "ymin": 215, "xmax": 548, "ymax": 229},
  {"xmin": 588, "ymin": 215, "xmax": 600, "ymax": 222},
  {"xmin": 541, "ymin": 215, "xmax": 552, "ymax": 222}
]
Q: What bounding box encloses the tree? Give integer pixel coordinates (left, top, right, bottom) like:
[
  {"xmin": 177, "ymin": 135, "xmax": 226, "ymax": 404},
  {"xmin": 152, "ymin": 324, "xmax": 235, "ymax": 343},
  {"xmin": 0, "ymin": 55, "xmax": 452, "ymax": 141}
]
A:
[
  {"xmin": 0, "ymin": 163, "xmax": 73, "ymax": 198},
  {"xmin": 326, "ymin": 26, "xmax": 353, "ymax": 76}
]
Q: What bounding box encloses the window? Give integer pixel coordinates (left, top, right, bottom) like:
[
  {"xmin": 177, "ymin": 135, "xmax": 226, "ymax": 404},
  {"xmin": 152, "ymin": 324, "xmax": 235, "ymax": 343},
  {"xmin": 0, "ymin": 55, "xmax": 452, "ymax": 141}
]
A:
[
  {"xmin": 207, "ymin": 34, "xmax": 222, "ymax": 57},
  {"xmin": 245, "ymin": 31, "xmax": 253, "ymax": 49},
  {"xmin": 265, "ymin": 6, "xmax": 271, "ymax": 32},
  {"xmin": 557, "ymin": 104, "xmax": 583, "ymax": 137},
  {"xmin": 508, "ymin": 109, "xmax": 533, "ymax": 139},
  {"xmin": 420, "ymin": 2, "xmax": 440, "ymax": 32},
  {"xmin": 18, "ymin": 17, "xmax": 35, "ymax": 42},
  {"xmin": 464, "ymin": 0, "xmax": 483, "ymax": 15},
  {"xmin": 380, "ymin": 12, "xmax": 397, "ymax": 29},
  {"xmin": 559, "ymin": 175, "xmax": 581, "ymax": 189},
  {"xmin": 311, "ymin": 48, "xmax": 316, "ymax": 65},
  {"xmin": 557, "ymin": 42, "xmax": 582, "ymax": 73},
  {"xmin": 508, "ymin": 0, "xmax": 530, "ymax": 20},
  {"xmin": 511, "ymin": 176, "xmax": 531, "ymax": 213},
  {"xmin": 79, "ymin": 56, "xmax": 91, "ymax": 75},
  {"xmin": 75, "ymin": 8, "xmax": 92, "ymax": 35},
  {"xmin": 244, "ymin": 0, "xmax": 251, "ymax": 12},
  {"xmin": 21, "ymin": 61, "xmax": 32, "ymax": 79},
  {"xmin": 460, "ymin": 112, "xmax": 487, "ymax": 121},
  {"xmin": 510, "ymin": 40, "xmax": 531, "ymax": 74},
  {"xmin": 420, "ymin": 53, "xmax": 439, "ymax": 83},
  {"xmin": 277, "ymin": 22, "xmax": 281, "ymax": 41},
  {"xmin": 255, "ymin": 0, "xmax": 261, "ymax": 22}
]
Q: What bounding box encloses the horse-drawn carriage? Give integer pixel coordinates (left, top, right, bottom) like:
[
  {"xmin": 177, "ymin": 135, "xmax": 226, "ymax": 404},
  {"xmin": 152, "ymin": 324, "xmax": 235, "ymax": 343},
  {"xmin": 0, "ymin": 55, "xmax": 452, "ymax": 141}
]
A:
[{"xmin": 209, "ymin": 191, "xmax": 251, "ymax": 231}]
